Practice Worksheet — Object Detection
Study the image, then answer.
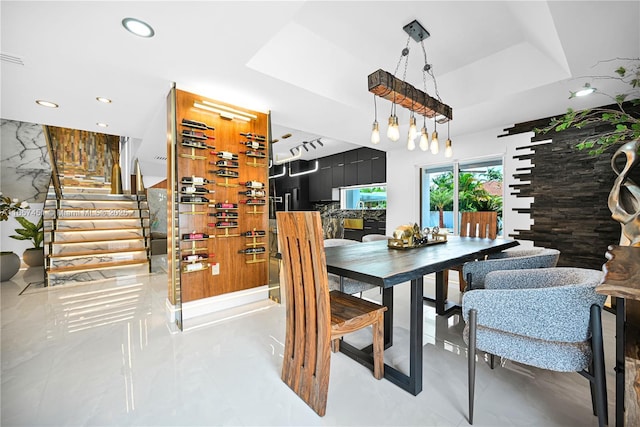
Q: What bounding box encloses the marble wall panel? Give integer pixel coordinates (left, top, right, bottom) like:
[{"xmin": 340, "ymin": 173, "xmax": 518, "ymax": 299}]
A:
[
  {"xmin": 147, "ymin": 189, "xmax": 167, "ymax": 233},
  {"xmin": 0, "ymin": 119, "xmax": 51, "ymax": 203}
]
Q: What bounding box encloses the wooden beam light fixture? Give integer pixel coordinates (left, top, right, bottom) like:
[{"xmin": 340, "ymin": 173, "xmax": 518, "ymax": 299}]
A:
[{"xmin": 368, "ymin": 20, "xmax": 453, "ymax": 156}]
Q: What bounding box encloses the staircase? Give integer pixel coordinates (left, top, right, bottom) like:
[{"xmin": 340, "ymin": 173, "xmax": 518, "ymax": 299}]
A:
[{"xmin": 44, "ymin": 187, "xmax": 151, "ymax": 287}]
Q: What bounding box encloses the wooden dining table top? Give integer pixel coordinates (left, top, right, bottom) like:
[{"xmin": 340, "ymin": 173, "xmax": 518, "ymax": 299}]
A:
[{"xmin": 324, "ymin": 235, "xmax": 520, "ymax": 288}]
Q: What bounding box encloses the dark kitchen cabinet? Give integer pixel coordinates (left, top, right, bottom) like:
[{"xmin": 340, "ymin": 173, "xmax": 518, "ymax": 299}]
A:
[
  {"xmin": 343, "ymin": 150, "xmax": 358, "ymax": 186},
  {"xmin": 371, "ymin": 153, "xmax": 386, "ymax": 184},
  {"xmin": 307, "ymin": 147, "xmax": 386, "ymax": 201},
  {"xmin": 330, "ymin": 153, "xmax": 344, "ymax": 188},
  {"xmin": 357, "ymin": 159, "xmax": 372, "ymax": 184}
]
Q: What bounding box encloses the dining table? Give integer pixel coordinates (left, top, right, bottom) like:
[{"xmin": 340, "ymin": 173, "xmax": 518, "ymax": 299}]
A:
[{"xmin": 324, "ymin": 235, "xmax": 519, "ymax": 396}]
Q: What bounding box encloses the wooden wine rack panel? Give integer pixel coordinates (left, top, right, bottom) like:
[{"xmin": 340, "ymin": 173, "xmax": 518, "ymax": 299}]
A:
[{"xmin": 168, "ymin": 89, "xmax": 269, "ymax": 303}]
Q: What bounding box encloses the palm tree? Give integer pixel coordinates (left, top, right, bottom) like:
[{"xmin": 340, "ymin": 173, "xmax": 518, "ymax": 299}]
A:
[{"xmin": 430, "ymin": 187, "xmax": 453, "ymax": 228}]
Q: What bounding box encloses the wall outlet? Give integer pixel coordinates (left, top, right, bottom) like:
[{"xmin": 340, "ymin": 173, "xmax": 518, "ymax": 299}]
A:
[{"xmin": 211, "ymin": 263, "xmax": 220, "ymax": 275}]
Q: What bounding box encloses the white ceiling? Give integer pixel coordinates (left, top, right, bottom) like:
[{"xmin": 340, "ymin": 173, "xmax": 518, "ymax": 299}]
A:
[{"xmin": 1, "ymin": 1, "xmax": 639, "ymax": 167}]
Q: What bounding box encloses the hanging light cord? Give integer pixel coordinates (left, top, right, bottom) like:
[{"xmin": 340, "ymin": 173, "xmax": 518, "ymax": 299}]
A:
[
  {"xmin": 421, "ymin": 40, "xmax": 442, "ymax": 102},
  {"xmin": 373, "ymin": 93, "xmax": 378, "ymax": 119},
  {"xmin": 389, "ymin": 36, "xmax": 412, "ymax": 116}
]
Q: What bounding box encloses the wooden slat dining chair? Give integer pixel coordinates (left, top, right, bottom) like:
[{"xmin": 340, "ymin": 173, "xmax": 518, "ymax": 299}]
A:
[
  {"xmin": 444, "ymin": 211, "xmax": 498, "ymax": 294},
  {"xmin": 276, "ymin": 211, "xmax": 387, "ymax": 416}
]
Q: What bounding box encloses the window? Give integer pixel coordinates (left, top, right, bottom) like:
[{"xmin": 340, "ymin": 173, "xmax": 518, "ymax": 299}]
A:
[
  {"xmin": 421, "ymin": 158, "xmax": 503, "ymax": 235},
  {"xmin": 340, "ymin": 185, "xmax": 387, "ymax": 210}
]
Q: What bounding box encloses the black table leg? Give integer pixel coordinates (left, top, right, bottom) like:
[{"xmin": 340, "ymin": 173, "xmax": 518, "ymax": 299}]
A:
[
  {"xmin": 616, "ymin": 298, "xmax": 625, "ymax": 427},
  {"xmin": 382, "ymin": 287, "xmax": 393, "ymax": 347},
  {"xmin": 423, "ymin": 270, "xmax": 460, "ymax": 315},
  {"xmin": 339, "ymin": 279, "xmax": 423, "ymax": 396},
  {"xmin": 382, "ymin": 277, "xmax": 423, "ymax": 395}
]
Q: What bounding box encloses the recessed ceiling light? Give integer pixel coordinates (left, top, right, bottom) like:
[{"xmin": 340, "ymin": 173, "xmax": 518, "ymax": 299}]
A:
[
  {"xmin": 122, "ymin": 17, "xmax": 155, "ymax": 38},
  {"xmin": 96, "ymin": 97, "xmax": 112, "ymax": 103},
  {"xmin": 96, "ymin": 122, "xmax": 109, "ymax": 128},
  {"xmin": 35, "ymin": 100, "xmax": 58, "ymax": 108}
]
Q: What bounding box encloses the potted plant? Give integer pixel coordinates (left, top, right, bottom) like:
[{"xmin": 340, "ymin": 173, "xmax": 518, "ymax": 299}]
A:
[
  {"xmin": 1, "ymin": 193, "xmax": 28, "ymax": 281},
  {"xmin": 10, "ymin": 216, "xmax": 44, "ymax": 267}
]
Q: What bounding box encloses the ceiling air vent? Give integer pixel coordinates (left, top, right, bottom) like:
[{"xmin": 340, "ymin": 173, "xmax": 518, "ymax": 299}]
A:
[{"xmin": 1, "ymin": 52, "xmax": 24, "ymax": 65}]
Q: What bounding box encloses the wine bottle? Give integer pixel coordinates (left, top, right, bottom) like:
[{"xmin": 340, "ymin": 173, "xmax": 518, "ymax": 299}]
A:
[
  {"xmin": 184, "ymin": 262, "xmax": 205, "ymax": 272},
  {"xmin": 181, "ymin": 118, "xmax": 215, "ymax": 130},
  {"xmin": 212, "ymin": 151, "xmax": 238, "ymax": 160},
  {"xmin": 238, "ymin": 189, "xmax": 266, "ymax": 197},
  {"xmin": 240, "ymin": 199, "xmax": 266, "ymax": 205},
  {"xmin": 243, "ymin": 150, "xmax": 266, "ymax": 158},
  {"xmin": 244, "ymin": 230, "xmax": 266, "ymax": 237},
  {"xmin": 239, "ymin": 132, "xmax": 266, "ymax": 141},
  {"xmin": 216, "ymin": 221, "xmax": 238, "ymax": 228},
  {"xmin": 182, "ymin": 139, "xmax": 206, "ymax": 148},
  {"xmin": 182, "ymin": 232, "xmax": 209, "ymax": 240},
  {"xmin": 180, "ymin": 195, "xmax": 209, "ymax": 203},
  {"xmin": 211, "ymin": 211, "xmax": 239, "ymax": 218},
  {"xmin": 213, "ymin": 169, "xmax": 239, "ymax": 177},
  {"xmin": 182, "ymin": 253, "xmax": 210, "ymax": 262},
  {"xmin": 181, "ymin": 176, "xmax": 213, "ymax": 185},
  {"xmin": 214, "ymin": 160, "xmax": 239, "ymax": 168},
  {"xmin": 238, "ymin": 247, "xmax": 266, "ymax": 254},
  {"xmin": 181, "ymin": 130, "xmax": 214, "ymax": 140},
  {"xmin": 240, "ymin": 141, "xmax": 265, "ymax": 150},
  {"xmin": 239, "ymin": 181, "xmax": 264, "ymax": 189},
  {"xmin": 215, "ymin": 202, "xmax": 238, "ymax": 209},
  {"xmin": 181, "ymin": 185, "xmax": 212, "ymax": 194}
]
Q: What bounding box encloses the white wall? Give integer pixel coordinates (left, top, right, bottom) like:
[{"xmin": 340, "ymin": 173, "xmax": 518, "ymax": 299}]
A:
[{"xmin": 385, "ymin": 126, "xmax": 535, "ymax": 247}]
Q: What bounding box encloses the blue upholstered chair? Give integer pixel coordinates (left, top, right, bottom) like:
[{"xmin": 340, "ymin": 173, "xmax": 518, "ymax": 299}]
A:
[
  {"xmin": 462, "ymin": 267, "xmax": 607, "ymax": 426},
  {"xmin": 323, "ymin": 239, "xmax": 377, "ymax": 295},
  {"xmin": 462, "ymin": 247, "xmax": 560, "ymax": 290}
]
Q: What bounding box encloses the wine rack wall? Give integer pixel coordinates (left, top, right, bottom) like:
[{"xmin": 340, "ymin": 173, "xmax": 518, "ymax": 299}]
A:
[{"xmin": 167, "ymin": 89, "xmax": 269, "ymax": 303}]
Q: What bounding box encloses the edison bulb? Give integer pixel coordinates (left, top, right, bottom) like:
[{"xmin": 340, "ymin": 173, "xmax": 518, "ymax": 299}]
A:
[
  {"xmin": 408, "ymin": 116, "xmax": 418, "ymax": 141},
  {"xmin": 430, "ymin": 131, "xmax": 439, "ymax": 154},
  {"xmin": 371, "ymin": 121, "xmax": 380, "ymax": 144},
  {"xmin": 445, "ymin": 139, "xmax": 453, "ymax": 157},
  {"xmin": 419, "ymin": 128, "xmax": 429, "ymax": 151}
]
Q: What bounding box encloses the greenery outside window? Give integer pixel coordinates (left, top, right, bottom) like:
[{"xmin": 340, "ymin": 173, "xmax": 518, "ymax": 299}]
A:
[
  {"xmin": 421, "ymin": 159, "xmax": 503, "ymax": 235},
  {"xmin": 340, "ymin": 185, "xmax": 387, "ymax": 210}
]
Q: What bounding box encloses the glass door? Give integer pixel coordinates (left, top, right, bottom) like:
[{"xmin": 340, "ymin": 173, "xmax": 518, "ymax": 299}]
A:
[
  {"xmin": 421, "ymin": 158, "xmax": 503, "ymax": 236},
  {"xmin": 421, "ymin": 165, "xmax": 455, "ymax": 233}
]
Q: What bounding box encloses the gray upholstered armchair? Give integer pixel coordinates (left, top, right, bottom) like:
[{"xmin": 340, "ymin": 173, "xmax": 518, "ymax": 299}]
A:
[
  {"xmin": 323, "ymin": 239, "xmax": 377, "ymax": 295},
  {"xmin": 462, "ymin": 267, "xmax": 607, "ymax": 426},
  {"xmin": 462, "ymin": 247, "xmax": 560, "ymax": 290}
]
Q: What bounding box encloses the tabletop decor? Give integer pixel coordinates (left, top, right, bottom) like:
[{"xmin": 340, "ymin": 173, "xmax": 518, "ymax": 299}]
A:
[{"xmin": 388, "ymin": 223, "xmax": 447, "ymax": 249}]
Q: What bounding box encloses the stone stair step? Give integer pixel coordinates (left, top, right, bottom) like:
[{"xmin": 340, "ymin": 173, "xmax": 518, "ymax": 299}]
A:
[
  {"xmin": 53, "ymin": 218, "xmax": 148, "ymax": 230},
  {"xmin": 48, "ymin": 259, "xmax": 148, "ymax": 274},
  {"xmin": 51, "ymin": 228, "xmax": 148, "ymax": 242},
  {"xmin": 44, "ymin": 209, "xmax": 146, "ymax": 219},
  {"xmin": 50, "ymin": 238, "xmax": 146, "ymax": 255},
  {"xmin": 48, "ymin": 249, "xmax": 148, "ymax": 269},
  {"xmin": 47, "ymin": 261, "xmax": 150, "ymax": 286}
]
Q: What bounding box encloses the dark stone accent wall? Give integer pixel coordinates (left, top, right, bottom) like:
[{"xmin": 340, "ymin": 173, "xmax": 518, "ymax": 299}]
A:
[{"xmin": 510, "ymin": 126, "xmax": 621, "ymax": 269}]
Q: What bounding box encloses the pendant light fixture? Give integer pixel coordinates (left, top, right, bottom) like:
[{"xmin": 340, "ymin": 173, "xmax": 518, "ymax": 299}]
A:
[
  {"xmin": 387, "ymin": 111, "xmax": 400, "ymax": 141},
  {"xmin": 430, "ymin": 118, "xmax": 439, "ymax": 154},
  {"xmin": 368, "ymin": 20, "xmax": 453, "ymax": 153},
  {"xmin": 444, "ymin": 120, "xmax": 453, "ymax": 158}
]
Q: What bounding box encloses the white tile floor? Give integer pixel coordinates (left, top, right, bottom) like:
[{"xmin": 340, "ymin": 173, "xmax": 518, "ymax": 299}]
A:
[{"xmin": 1, "ymin": 261, "xmax": 616, "ymax": 426}]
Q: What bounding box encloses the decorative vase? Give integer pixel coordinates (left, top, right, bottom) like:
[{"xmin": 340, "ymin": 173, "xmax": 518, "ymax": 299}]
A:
[
  {"xmin": 23, "ymin": 248, "xmax": 44, "ymax": 267},
  {"xmin": 1, "ymin": 251, "xmax": 21, "ymax": 281}
]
